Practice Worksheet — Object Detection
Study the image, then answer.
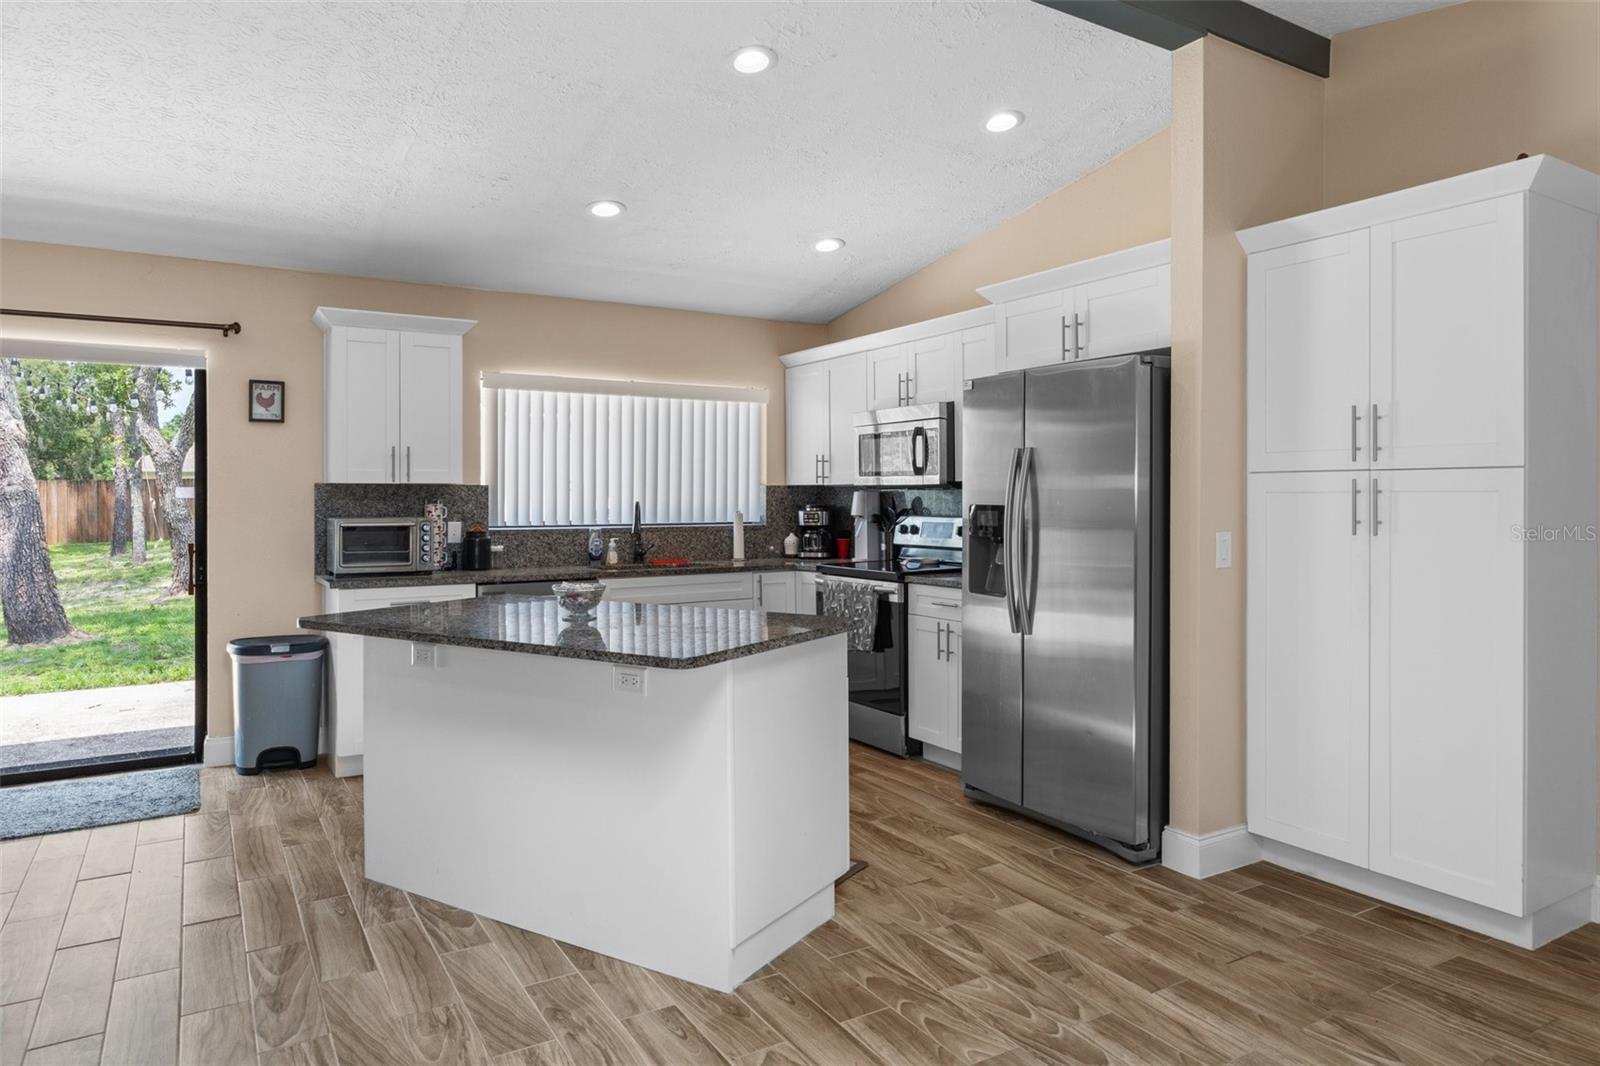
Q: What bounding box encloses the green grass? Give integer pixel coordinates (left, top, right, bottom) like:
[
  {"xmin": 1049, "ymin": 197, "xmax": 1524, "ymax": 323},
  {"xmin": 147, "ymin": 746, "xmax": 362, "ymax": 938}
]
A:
[{"xmin": 0, "ymin": 542, "xmax": 194, "ymax": 696}]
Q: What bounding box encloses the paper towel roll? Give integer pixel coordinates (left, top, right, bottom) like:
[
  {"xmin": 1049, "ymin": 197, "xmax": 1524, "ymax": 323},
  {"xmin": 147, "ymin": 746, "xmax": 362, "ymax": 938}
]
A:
[{"xmin": 732, "ymin": 510, "xmax": 745, "ymax": 560}]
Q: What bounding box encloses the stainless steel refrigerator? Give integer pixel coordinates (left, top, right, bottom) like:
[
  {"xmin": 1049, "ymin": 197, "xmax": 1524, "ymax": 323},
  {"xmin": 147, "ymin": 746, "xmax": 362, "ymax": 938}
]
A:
[{"xmin": 961, "ymin": 350, "xmax": 1169, "ymax": 864}]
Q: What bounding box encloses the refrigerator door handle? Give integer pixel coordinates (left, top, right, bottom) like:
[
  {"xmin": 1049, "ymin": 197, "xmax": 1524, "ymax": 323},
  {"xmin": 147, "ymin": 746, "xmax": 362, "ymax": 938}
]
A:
[
  {"xmin": 1003, "ymin": 446, "xmax": 1024, "ymax": 634},
  {"xmin": 1018, "ymin": 446, "xmax": 1037, "ymax": 635}
]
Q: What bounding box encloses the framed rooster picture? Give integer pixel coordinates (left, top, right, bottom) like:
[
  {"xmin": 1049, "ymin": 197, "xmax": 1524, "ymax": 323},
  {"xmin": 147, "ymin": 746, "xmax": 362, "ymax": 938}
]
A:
[{"xmin": 249, "ymin": 379, "xmax": 285, "ymax": 423}]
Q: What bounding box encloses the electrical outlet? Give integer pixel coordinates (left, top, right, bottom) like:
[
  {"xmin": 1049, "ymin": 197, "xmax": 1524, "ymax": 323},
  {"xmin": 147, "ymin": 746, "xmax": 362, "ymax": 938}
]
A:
[
  {"xmin": 613, "ymin": 667, "xmax": 646, "ymax": 694},
  {"xmin": 1215, "ymin": 531, "xmax": 1233, "ymax": 569},
  {"xmin": 410, "ymin": 643, "xmax": 437, "ymax": 669}
]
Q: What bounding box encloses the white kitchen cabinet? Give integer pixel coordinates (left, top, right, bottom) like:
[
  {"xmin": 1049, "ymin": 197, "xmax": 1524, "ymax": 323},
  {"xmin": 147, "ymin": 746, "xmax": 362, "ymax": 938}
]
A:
[
  {"xmin": 321, "ymin": 581, "xmax": 477, "ymax": 777},
  {"xmin": 978, "ymin": 241, "xmax": 1172, "ymax": 374},
  {"xmin": 906, "ymin": 333, "xmax": 962, "ymax": 404},
  {"xmin": 1246, "ymin": 472, "xmax": 1370, "ymax": 867},
  {"xmin": 1370, "ymin": 197, "xmax": 1525, "ymax": 470},
  {"xmin": 959, "ymin": 325, "xmax": 995, "ymax": 382},
  {"xmin": 796, "ymin": 571, "xmax": 819, "ymax": 615},
  {"xmin": 756, "ymin": 571, "xmax": 797, "ymax": 613},
  {"xmin": 866, "ymin": 343, "xmax": 910, "ymax": 411},
  {"xmin": 1245, "ymin": 232, "xmax": 1372, "ymax": 473},
  {"xmin": 316, "ymin": 307, "xmax": 474, "ymax": 484},
  {"xmin": 1368, "ymin": 468, "xmax": 1525, "ymax": 912},
  {"xmin": 1240, "ymin": 156, "xmax": 1598, "ymax": 946},
  {"xmin": 784, "ymin": 351, "xmax": 865, "ymax": 486},
  {"xmin": 908, "ymin": 586, "xmax": 963, "ymax": 754}
]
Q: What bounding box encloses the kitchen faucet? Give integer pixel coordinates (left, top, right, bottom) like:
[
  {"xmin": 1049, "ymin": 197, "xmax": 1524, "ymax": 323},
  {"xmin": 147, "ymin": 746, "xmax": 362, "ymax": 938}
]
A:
[{"xmin": 631, "ymin": 500, "xmax": 651, "ymax": 564}]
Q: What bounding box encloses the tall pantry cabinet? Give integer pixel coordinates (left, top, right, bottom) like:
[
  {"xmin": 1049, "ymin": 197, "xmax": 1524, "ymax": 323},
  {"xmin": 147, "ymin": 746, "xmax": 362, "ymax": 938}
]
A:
[{"xmin": 1241, "ymin": 156, "xmax": 1599, "ymax": 945}]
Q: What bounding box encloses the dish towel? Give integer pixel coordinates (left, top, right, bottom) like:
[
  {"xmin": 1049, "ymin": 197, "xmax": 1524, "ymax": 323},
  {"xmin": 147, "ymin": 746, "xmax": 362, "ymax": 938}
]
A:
[{"xmin": 820, "ymin": 580, "xmax": 881, "ymax": 652}]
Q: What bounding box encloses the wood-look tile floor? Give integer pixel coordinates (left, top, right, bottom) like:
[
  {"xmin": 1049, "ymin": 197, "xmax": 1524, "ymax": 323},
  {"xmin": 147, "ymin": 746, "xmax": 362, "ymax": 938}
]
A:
[{"xmin": 3, "ymin": 745, "xmax": 1598, "ymax": 1065}]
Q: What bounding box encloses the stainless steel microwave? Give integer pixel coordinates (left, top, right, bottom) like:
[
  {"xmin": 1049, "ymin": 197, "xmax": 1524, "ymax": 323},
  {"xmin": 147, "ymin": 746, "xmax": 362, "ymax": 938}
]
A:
[
  {"xmin": 328, "ymin": 517, "xmax": 426, "ymax": 575},
  {"xmin": 853, "ymin": 402, "xmax": 955, "ymax": 486}
]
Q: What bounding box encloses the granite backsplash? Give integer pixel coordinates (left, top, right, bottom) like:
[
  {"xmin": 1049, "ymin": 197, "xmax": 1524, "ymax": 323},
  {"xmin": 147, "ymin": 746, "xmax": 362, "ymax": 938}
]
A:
[{"xmin": 315, "ymin": 482, "xmax": 961, "ymax": 573}]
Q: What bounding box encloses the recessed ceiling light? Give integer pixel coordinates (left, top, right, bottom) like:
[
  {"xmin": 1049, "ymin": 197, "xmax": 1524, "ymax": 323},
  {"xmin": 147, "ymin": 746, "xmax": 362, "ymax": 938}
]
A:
[
  {"xmin": 814, "ymin": 237, "xmax": 845, "ymax": 253},
  {"xmin": 985, "ymin": 110, "xmax": 1024, "ymax": 134},
  {"xmin": 587, "ymin": 200, "xmax": 625, "ymax": 218},
  {"xmin": 732, "ymin": 46, "xmax": 775, "ymax": 75}
]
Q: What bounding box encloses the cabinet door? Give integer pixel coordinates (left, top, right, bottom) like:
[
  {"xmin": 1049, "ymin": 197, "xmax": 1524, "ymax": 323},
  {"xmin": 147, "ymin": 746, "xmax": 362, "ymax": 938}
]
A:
[
  {"xmin": 398, "ymin": 332, "xmax": 462, "ymax": 483},
  {"xmin": 866, "ymin": 344, "xmax": 909, "ymax": 411},
  {"xmin": 1247, "ymin": 471, "xmax": 1370, "ymax": 866},
  {"xmin": 1371, "ymin": 196, "xmax": 1525, "ymax": 470},
  {"xmin": 908, "ymin": 615, "xmax": 951, "ymax": 749},
  {"xmin": 997, "ymin": 288, "xmax": 1072, "ymax": 372},
  {"xmin": 785, "ymin": 362, "xmax": 831, "ymax": 485},
  {"xmin": 907, "ymin": 334, "xmax": 960, "ymax": 403},
  {"xmin": 796, "ymin": 572, "xmax": 819, "ymax": 615},
  {"xmin": 826, "ymin": 352, "xmax": 867, "ymax": 485},
  {"xmin": 960, "ymin": 325, "xmax": 995, "ymax": 382},
  {"xmin": 1369, "ymin": 468, "xmax": 1524, "ymax": 913},
  {"xmin": 757, "ymin": 572, "xmax": 797, "ymax": 613},
  {"xmin": 947, "ymin": 622, "xmax": 962, "ymax": 754},
  {"xmin": 327, "ymin": 327, "xmax": 400, "ymax": 483},
  {"xmin": 1074, "ymin": 265, "xmax": 1170, "ymax": 361},
  {"xmin": 1247, "ymin": 232, "xmax": 1371, "ymax": 473}
]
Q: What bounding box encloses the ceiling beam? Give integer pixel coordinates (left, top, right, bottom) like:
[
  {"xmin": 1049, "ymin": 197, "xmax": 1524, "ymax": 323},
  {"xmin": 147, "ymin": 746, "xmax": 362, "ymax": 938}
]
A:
[{"xmin": 1035, "ymin": 1, "xmax": 1331, "ymax": 77}]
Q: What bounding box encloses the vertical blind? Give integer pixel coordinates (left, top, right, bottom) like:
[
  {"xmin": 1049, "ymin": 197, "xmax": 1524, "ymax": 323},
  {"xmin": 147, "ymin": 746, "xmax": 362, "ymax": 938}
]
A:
[{"xmin": 482, "ymin": 373, "xmax": 767, "ymax": 527}]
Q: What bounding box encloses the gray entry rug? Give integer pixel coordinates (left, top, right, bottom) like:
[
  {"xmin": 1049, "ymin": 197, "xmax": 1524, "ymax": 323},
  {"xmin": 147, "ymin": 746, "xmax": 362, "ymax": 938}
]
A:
[{"xmin": 0, "ymin": 765, "xmax": 200, "ymax": 839}]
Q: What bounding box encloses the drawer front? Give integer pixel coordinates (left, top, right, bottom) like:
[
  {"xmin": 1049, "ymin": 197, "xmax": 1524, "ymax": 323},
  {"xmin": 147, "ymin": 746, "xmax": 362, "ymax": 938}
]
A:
[
  {"xmin": 909, "ymin": 584, "xmax": 962, "ymax": 622},
  {"xmin": 330, "ymin": 583, "xmax": 476, "ymax": 612},
  {"xmin": 602, "ymin": 573, "xmax": 756, "ymax": 605}
]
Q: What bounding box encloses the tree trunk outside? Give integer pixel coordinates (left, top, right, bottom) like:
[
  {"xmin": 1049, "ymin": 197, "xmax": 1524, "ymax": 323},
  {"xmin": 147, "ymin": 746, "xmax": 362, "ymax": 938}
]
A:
[
  {"xmin": 109, "ymin": 407, "xmax": 132, "ymax": 557},
  {"xmin": 0, "ymin": 361, "xmax": 77, "ymax": 644},
  {"xmin": 134, "ymin": 367, "xmax": 193, "ymax": 596},
  {"xmin": 125, "ymin": 412, "xmax": 146, "ymax": 564}
]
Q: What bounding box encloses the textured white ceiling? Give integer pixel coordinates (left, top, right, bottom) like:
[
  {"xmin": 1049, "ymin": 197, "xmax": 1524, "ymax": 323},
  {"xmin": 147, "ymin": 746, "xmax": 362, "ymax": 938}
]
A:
[
  {"xmin": 1251, "ymin": 0, "xmax": 1463, "ymax": 38},
  {"xmin": 0, "ymin": 1, "xmax": 1170, "ymax": 323}
]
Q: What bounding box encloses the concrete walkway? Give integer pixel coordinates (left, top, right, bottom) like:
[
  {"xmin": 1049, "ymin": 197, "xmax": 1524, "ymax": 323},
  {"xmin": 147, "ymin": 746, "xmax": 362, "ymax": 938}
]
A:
[{"xmin": 0, "ymin": 680, "xmax": 194, "ymax": 746}]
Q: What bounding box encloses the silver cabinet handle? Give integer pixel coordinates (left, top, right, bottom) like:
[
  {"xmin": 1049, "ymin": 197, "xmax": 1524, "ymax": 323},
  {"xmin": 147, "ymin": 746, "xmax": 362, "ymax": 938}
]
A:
[
  {"xmin": 1371, "ymin": 477, "xmax": 1381, "ymax": 537},
  {"xmin": 1350, "ymin": 404, "xmax": 1363, "ymax": 463},
  {"xmin": 390, "ymin": 445, "xmax": 396, "ymax": 482},
  {"xmin": 898, "ymin": 372, "xmax": 906, "ymax": 406},
  {"xmin": 935, "ymin": 621, "xmax": 945, "ymax": 661},
  {"xmin": 929, "ymin": 600, "xmax": 961, "ymax": 609},
  {"xmin": 406, "ymin": 445, "xmax": 412, "ymax": 482},
  {"xmin": 1351, "ymin": 478, "xmax": 1362, "ymax": 536},
  {"xmin": 905, "ymin": 373, "xmax": 914, "ymax": 404},
  {"xmin": 1371, "ymin": 403, "xmax": 1381, "ymax": 458},
  {"xmin": 1060, "ymin": 315, "xmax": 1070, "ymax": 361},
  {"xmin": 1072, "ymin": 313, "xmax": 1083, "ymax": 358},
  {"xmin": 757, "ymin": 578, "xmax": 763, "ymax": 607}
]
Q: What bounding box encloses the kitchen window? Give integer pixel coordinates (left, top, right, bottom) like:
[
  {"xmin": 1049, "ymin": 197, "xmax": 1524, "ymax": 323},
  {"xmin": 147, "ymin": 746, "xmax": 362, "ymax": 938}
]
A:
[{"xmin": 481, "ymin": 372, "xmax": 767, "ymax": 527}]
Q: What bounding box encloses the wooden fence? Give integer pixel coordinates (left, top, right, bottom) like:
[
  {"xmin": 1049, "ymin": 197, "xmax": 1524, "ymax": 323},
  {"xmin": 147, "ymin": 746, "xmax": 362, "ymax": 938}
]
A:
[{"xmin": 36, "ymin": 479, "xmax": 195, "ymax": 546}]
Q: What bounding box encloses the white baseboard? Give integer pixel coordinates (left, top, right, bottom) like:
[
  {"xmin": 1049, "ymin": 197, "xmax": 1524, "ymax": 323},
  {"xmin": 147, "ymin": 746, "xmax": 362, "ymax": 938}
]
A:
[
  {"xmin": 1260, "ymin": 838, "xmax": 1591, "ymax": 949},
  {"xmin": 917, "ymin": 744, "xmax": 961, "ymax": 773},
  {"xmin": 202, "ymin": 735, "xmax": 232, "ymax": 767},
  {"xmin": 1161, "ymin": 824, "xmax": 1261, "ymax": 879}
]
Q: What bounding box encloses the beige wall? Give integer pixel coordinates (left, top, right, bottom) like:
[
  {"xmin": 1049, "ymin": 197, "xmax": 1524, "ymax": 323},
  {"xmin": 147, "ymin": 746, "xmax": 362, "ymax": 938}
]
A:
[
  {"xmin": 826, "ymin": 131, "xmax": 1172, "ymax": 342},
  {"xmin": 0, "ymin": 240, "xmax": 824, "ymax": 739},
  {"xmin": 1324, "ymin": 0, "xmax": 1600, "ymax": 206},
  {"xmin": 1166, "ymin": 37, "xmax": 1326, "ymax": 836}
]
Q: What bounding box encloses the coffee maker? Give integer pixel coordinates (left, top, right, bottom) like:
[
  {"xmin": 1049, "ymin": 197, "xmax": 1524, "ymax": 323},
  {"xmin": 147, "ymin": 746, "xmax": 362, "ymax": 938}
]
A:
[{"xmin": 797, "ymin": 504, "xmax": 830, "ymax": 558}]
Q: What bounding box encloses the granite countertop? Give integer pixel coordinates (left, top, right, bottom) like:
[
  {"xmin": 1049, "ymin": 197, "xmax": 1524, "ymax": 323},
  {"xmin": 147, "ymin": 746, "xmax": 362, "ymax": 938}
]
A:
[
  {"xmin": 318, "ymin": 557, "xmax": 824, "ymax": 590},
  {"xmin": 904, "ymin": 572, "xmax": 962, "ymax": 590},
  {"xmin": 297, "ymin": 595, "xmax": 852, "ymax": 669}
]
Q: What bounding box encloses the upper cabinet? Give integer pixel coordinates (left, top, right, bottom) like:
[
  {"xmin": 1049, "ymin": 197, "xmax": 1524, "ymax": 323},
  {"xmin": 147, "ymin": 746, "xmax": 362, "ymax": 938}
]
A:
[
  {"xmin": 316, "ymin": 307, "xmax": 476, "ymax": 484},
  {"xmin": 784, "ymin": 351, "xmax": 865, "ymax": 486},
  {"xmin": 977, "ymin": 240, "xmax": 1171, "ymax": 373},
  {"xmin": 1240, "ymin": 156, "xmax": 1600, "ymax": 474}
]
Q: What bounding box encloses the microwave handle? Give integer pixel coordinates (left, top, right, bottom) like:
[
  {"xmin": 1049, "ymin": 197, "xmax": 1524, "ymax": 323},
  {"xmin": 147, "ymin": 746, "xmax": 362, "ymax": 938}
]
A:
[{"xmin": 911, "ymin": 425, "xmax": 928, "ymax": 475}]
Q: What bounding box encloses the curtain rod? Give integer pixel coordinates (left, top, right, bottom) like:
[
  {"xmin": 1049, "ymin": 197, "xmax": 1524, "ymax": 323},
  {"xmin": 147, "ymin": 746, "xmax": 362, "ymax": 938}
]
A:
[{"xmin": 1, "ymin": 308, "xmax": 241, "ymax": 337}]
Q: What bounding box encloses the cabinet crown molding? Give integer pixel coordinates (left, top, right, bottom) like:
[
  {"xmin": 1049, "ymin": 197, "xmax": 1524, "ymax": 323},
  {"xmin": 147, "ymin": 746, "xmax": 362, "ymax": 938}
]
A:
[
  {"xmin": 1238, "ymin": 154, "xmax": 1600, "ymax": 254},
  {"xmin": 313, "ymin": 306, "xmax": 478, "ymax": 335},
  {"xmin": 779, "ymin": 305, "xmax": 992, "ymax": 369},
  {"xmin": 975, "ymin": 239, "xmax": 1171, "ymax": 305}
]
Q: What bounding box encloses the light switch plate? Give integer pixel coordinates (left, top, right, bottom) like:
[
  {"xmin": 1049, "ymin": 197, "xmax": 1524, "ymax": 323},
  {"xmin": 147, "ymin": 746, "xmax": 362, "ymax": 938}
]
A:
[
  {"xmin": 1215, "ymin": 531, "xmax": 1233, "ymax": 569},
  {"xmin": 613, "ymin": 667, "xmax": 646, "ymax": 695},
  {"xmin": 410, "ymin": 643, "xmax": 437, "ymax": 669}
]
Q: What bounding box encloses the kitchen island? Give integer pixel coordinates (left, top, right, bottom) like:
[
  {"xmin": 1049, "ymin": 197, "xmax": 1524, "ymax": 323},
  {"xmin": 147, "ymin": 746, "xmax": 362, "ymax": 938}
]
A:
[{"xmin": 298, "ymin": 595, "xmax": 851, "ymax": 992}]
